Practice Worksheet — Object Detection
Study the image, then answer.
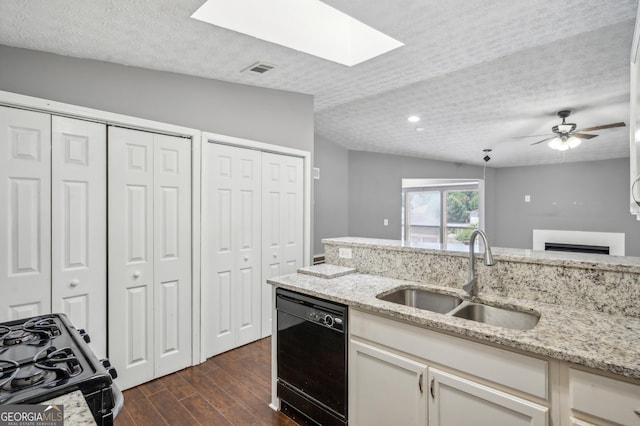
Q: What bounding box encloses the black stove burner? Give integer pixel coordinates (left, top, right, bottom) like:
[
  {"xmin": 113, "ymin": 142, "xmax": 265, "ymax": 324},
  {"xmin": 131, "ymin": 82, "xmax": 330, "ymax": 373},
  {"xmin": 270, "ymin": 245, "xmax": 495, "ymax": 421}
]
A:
[
  {"xmin": 34, "ymin": 346, "xmax": 81, "ymax": 378},
  {"xmin": 11, "ymin": 365, "xmax": 46, "ymax": 388},
  {"xmin": 3, "ymin": 329, "xmax": 40, "ymax": 346},
  {"xmin": 0, "ymin": 359, "xmax": 20, "ymax": 389},
  {"xmin": 0, "ymin": 317, "xmax": 61, "ymax": 347},
  {"xmin": 23, "ymin": 317, "xmax": 62, "ymax": 339}
]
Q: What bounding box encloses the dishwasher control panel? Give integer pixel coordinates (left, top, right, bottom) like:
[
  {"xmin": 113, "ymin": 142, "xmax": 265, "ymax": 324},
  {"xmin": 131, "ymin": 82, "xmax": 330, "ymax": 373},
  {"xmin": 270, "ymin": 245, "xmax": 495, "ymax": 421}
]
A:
[{"xmin": 307, "ymin": 308, "xmax": 344, "ymax": 331}]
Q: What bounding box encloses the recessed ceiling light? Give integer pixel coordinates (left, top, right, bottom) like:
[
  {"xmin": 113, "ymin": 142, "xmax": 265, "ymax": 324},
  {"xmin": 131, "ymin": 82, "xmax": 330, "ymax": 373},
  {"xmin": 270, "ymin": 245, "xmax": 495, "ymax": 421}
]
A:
[
  {"xmin": 191, "ymin": 0, "xmax": 404, "ymax": 67},
  {"xmin": 408, "ymin": 115, "xmax": 420, "ymax": 123},
  {"xmin": 415, "ymin": 127, "xmax": 424, "ymax": 132}
]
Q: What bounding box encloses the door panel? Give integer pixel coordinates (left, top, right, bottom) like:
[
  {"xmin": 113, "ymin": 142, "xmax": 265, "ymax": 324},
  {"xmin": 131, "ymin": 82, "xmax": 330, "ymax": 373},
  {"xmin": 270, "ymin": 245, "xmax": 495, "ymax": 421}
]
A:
[
  {"xmin": 261, "ymin": 153, "xmax": 304, "ymax": 337},
  {"xmin": 350, "ymin": 340, "xmax": 427, "ymax": 426},
  {"xmin": 153, "ymin": 133, "xmax": 191, "ymax": 377},
  {"xmin": 0, "ymin": 106, "xmax": 51, "ymax": 321},
  {"xmin": 109, "ymin": 127, "xmax": 155, "ymax": 389},
  {"xmin": 428, "ymin": 368, "xmax": 548, "ymax": 426},
  {"xmin": 203, "ymin": 143, "xmax": 261, "ymax": 357},
  {"xmin": 51, "ymin": 116, "xmax": 106, "ymax": 358}
]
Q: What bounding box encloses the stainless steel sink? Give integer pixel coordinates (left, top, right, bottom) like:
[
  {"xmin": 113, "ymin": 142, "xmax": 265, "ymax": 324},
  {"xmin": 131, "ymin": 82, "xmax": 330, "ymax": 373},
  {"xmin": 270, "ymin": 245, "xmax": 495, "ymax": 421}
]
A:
[
  {"xmin": 450, "ymin": 303, "xmax": 539, "ymax": 331},
  {"xmin": 377, "ymin": 288, "xmax": 462, "ymax": 314}
]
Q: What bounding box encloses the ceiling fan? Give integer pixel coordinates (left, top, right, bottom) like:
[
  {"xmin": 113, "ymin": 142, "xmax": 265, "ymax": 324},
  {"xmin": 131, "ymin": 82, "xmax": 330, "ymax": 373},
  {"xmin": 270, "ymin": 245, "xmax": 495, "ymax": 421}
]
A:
[{"xmin": 516, "ymin": 110, "xmax": 625, "ymax": 151}]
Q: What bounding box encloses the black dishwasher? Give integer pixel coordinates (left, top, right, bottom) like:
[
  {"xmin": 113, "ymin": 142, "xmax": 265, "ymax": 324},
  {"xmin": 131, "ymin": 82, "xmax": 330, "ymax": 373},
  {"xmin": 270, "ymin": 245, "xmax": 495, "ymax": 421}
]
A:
[{"xmin": 276, "ymin": 288, "xmax": 347, "ymax": 425}]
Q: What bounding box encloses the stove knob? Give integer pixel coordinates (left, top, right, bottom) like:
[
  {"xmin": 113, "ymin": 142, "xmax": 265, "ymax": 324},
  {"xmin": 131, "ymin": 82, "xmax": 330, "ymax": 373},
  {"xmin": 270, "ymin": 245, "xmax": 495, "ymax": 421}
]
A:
[
  {"xmin": 101, "ymin": 359, "xmax": 118, "ymax": 379},
  {"xmin": 108, "ymin": 367, "xmax": 118, "ymax": 379},
  {"xmin": 78, "ymin": 329, "xmax": 91, "ymax": 343}
]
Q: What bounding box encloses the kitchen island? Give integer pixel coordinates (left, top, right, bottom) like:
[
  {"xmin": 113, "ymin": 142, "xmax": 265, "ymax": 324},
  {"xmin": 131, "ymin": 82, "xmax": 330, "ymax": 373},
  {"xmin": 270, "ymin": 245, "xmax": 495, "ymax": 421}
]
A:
[{"xmin": 268, "ymin": 237, "xmax": 640, "ymax": 425}]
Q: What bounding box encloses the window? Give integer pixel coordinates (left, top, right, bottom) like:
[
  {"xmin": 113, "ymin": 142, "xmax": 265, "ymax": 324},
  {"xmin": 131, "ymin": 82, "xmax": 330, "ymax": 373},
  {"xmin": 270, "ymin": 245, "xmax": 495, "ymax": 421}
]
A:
[{"xmin": 402, "ymin": 179, "xmax": 482, "ymax": 249}]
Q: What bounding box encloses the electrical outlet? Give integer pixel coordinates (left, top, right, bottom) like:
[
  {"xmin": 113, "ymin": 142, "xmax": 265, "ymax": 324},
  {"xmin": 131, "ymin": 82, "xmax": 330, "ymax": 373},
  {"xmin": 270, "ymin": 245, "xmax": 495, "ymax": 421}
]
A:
[
  {"xmin": 524, "ymin": 195, "xmax": 531, "ymax": 203},
  {"xmin": 383, "ymin": 219, "xmax": 389, "ymax": 226},
  {"xmin": 338, "ymin": 248, "xmax": 352, "ymax": 259}
]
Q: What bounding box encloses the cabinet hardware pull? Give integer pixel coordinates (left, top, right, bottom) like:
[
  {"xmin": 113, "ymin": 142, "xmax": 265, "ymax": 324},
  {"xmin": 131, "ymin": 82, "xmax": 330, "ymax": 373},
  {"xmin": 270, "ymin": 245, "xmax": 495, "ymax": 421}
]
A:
[
  {"xmin": 418, "ymin": 373, "xmax": 423, "ymax": 393},
  {"xmin": 133, "ymin": 271, "xmax": 140, "ymax": 279},
  {"xmin": 430, "ymin": 378, "xmax": 435, "ymax": 399},
  {"xmin": 70, "ymin": 279, "xmax": 79, "ymax": 287}
]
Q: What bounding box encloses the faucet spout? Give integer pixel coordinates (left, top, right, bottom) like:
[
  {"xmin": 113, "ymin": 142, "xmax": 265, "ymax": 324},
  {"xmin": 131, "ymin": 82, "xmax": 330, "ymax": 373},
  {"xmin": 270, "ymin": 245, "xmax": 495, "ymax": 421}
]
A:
[{"xmin": 463, "ymin": 229, "xmax": 495, "ymax": 296}]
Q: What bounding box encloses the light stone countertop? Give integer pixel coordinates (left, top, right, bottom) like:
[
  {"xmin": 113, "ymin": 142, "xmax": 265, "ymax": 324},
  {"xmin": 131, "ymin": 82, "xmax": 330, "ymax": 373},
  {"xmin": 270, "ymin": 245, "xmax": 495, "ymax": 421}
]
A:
[
  {"xmin": 322, "ymin": 237, "xmax": 640, "ymax": 273},
  {"xmin": 42, "ymin": 390, "xmax": 96, "ymax": 426},
  {"xmin": 267, "ymin": 269, "xmax": 640, "ymax": 380}
]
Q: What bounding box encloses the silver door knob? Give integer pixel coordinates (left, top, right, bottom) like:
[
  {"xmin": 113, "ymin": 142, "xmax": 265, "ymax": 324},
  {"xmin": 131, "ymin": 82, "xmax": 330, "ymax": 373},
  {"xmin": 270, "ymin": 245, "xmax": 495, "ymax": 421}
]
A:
[
  {"xmin": 273, "ymin": 253, "xmax": 278, "ymax": 258},
  {"xmin": 133, "ymin": 271, "xmax": 141, "ymax": 279},
  {"xmin": 70, "ymin": 279, "xmax": 79, "ymax": 287}
]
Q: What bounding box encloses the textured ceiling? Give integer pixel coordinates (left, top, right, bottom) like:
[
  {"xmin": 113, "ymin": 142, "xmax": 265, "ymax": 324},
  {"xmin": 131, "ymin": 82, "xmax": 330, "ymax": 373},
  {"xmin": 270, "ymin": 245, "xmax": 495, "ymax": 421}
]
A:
[{"xmin": 0, "ymin": 0, "xmax": 637, "ymax": 167}]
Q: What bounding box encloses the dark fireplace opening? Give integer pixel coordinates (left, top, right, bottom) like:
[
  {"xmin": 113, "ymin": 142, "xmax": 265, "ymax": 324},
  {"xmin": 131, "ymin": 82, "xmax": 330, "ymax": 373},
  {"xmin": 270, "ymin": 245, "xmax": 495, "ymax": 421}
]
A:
[{"xmin": 544, "ymin": 242, "xmax": 610, "ymax": 255}]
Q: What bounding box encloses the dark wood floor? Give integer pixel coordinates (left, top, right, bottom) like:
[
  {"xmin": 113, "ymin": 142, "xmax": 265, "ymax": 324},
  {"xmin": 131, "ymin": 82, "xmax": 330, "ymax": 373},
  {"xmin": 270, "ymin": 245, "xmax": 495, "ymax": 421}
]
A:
[{"xmin": 114, "ymin": 337, "xmax": 298, "ymax": 425}]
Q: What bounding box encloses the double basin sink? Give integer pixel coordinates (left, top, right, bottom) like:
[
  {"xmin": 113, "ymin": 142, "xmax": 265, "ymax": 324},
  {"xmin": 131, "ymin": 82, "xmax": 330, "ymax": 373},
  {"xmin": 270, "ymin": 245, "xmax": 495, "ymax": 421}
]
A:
[{"xmin": 377, "ymin": 287, "xmax": 539, "ymax": 331}]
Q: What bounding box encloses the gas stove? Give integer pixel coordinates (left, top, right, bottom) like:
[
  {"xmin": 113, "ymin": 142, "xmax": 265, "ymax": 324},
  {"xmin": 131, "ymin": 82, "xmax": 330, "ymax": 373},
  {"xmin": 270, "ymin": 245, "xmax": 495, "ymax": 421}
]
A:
[{"xmin": 0, "ymin": 314, "xmax": 122, "ymax": 425}]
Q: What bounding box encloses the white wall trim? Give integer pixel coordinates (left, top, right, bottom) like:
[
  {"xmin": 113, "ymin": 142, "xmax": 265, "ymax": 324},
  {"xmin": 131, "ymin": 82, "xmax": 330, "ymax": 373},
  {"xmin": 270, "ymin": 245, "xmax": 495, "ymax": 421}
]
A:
[
  {"xmin": 0, "ymin": 89, "xmax": 204, "ymax": 367},
  {"xmin": 0, "ymin": 90, "xmax": 200, "ymax": 138},
  {"xmin": 532, "ymin": 229, "xmax": 625, "ymax": 256},
  {"xmin": 203, "ymin": 130, "xmax": 310, "ymax": 158}
]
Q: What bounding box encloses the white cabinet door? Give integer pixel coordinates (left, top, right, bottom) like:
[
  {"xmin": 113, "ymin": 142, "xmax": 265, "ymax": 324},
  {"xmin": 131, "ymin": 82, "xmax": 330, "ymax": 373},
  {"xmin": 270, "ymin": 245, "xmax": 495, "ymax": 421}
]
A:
[
  {"xmin": 350, "ymin": 340, "xmax": 428, "ymax": 426},
  {"xmin": 568, "ymin": 368, "xmax": 640, "ymax": 426},
  {"xmin": 109, "ymin": 127, "xmax": 191, "ymax": 389},
  {"xmin": 261, "ymin": 152, "xmax": 304, "ymax": 337},
  {"xmin": 428, "ymin": 368, "xmax": 548, "ymax": 426},
  {"xmin": 202, "ymin": 143, "xmax": 262, "ymax": 357},
  {"xmin": 51, "ymin": 116, "xmax": 107, "ymax": 358},
  {"xmin": 0, "ymin": 106, "xmax": 51, "ymax": 320},
  {"xmin": 108, "ymin": 127, "xmax": 155, "ymax": 389},
  {"xmin": 153, "ymin": 134, "xmax": 192, "ymax": 377}
]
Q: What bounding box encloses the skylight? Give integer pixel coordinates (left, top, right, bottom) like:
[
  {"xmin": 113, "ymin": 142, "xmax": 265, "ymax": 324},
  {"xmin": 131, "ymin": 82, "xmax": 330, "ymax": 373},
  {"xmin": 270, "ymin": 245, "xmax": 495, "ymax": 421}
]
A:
[{"xmin": 191, "ymin": 0, "xmax": 404, "ymax": 66}]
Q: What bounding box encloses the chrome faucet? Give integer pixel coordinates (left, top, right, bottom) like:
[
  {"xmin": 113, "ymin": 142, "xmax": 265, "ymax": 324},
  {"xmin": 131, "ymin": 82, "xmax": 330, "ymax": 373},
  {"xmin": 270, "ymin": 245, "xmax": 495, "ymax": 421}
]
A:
[{"xmin": 463, "ymin": 229, "xmax": 495, "ymax": 297}]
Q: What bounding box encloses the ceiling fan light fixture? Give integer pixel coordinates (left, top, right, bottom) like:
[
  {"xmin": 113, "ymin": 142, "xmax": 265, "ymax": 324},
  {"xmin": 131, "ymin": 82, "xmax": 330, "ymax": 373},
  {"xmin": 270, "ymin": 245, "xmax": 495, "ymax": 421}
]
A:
[
  {"xmin": 567, "ymin": 136, "xmax": 581, "ymax": 149},
  {"xmin": 547, "ymin": 137, "xmax": 564, "ymax": 150}
]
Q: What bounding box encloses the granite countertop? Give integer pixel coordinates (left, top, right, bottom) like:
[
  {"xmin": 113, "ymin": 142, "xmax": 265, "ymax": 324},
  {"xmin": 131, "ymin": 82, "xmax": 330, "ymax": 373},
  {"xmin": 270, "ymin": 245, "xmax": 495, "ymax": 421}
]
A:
[
  {"xmin": 322, "ymin": 237, "xmax": 640, "ymax": 273},
  {"xmin": 42, "ymin": 390, "xmax": 96, "ymax": 426},
  {"xmin": 268, "ymin": 268, "xmax": 640, "ymax": 380}
]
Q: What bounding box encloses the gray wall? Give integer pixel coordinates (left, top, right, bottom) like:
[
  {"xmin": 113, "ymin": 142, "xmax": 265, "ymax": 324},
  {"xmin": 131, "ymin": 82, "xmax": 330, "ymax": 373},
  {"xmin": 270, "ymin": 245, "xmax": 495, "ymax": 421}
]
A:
[
  {"xmin": 1, "ymin": 44, "xmax": 316, "ymax": 256},
  {"xmin": 313, "ymin": 135, "xmax": 349, "ymax": 255},
  {"xmin": 493, "ymin": 158, "xmax": 640, "ymax": 255},
  {"xmin": 348, "ymin": 150, "xmax": 496, "ymax": 240},
  {"xmin": 0, "ymin": 45, "xmax": 313, "ymax": 153}
]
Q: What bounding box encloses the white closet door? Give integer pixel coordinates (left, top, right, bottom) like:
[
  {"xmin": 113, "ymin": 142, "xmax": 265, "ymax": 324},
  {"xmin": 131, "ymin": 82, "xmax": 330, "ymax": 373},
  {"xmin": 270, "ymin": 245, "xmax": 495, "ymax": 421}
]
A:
[
  {"xmin": 51, "ymin": 116, "xmax": 107, "ymax": 358},
  {"xmin": 261, "ymin": 153, "xmax": 304, "ymax": 337},
  {"xmin": 203, "ymin": 143, "xmax": 262, "ymax": 357},
  {"xmin": 0, "ymin": 106, "xmax": 51, "ymax": 320},
  {"xmin": 108, "ymin": 127, "xmax": 155, "ymax": 389},
  {"xmin": 153, "ymin": 134, "xmax": 191, "ymax": 377}
]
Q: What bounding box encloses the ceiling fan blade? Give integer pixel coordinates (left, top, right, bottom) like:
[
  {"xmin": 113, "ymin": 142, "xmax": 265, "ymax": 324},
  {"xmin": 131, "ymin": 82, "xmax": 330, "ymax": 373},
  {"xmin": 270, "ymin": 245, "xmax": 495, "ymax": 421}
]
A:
[
  {"xmin": 513, "ymin": 134, "xmax": 554, "ymax": 139},
  {"xmin": 573, "ymin": 133, "xmax": 598, "ymax": 140},
  {"xmin": 575, "ymin": 122, "xmax": 625, "ymax": 132},
  {"xmin": 530, "ymin": 136, "xmax": 557, "ymax": 146}
]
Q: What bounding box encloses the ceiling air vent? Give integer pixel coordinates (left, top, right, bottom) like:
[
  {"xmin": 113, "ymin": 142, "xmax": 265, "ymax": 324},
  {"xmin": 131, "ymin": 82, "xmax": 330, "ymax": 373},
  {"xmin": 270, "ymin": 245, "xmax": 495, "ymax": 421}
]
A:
[{"xmin": 242, "ymin": 62, "xmax": 275, "ymax": 74}]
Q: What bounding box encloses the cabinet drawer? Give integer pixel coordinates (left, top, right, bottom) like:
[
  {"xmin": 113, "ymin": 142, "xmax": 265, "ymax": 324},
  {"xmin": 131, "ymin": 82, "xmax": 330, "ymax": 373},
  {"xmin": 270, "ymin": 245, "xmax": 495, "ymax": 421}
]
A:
[
  {"xmin": 569, "ymin": 368, "xmax": 640, "ymax": 425},
  {"xmin": 350, "ymin": 309, "xmax": 548, "ymax": 400}
]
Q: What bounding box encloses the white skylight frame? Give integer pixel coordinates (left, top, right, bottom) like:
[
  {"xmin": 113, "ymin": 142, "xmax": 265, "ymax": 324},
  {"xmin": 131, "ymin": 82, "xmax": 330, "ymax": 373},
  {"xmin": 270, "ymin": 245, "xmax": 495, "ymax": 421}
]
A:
[{"xmin": 191, "ymin": 0, "xmax": 404, "ymax": 66}]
